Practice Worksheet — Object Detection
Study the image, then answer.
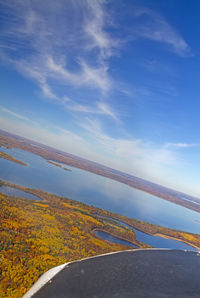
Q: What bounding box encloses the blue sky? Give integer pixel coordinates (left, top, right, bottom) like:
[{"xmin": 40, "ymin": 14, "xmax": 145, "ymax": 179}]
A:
[{"xmin": 0, "ymin": 0, "xmax": 200, "ymax": 196}]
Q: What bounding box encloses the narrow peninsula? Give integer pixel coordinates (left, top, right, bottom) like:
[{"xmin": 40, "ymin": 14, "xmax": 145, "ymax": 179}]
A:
[
  {"xmin": 0, "ymin": 180, "xmax": 200, "ymax": 297},
  {"xmin": 0, "ymin": 151, "xmax": 27, "ymax": 166}
]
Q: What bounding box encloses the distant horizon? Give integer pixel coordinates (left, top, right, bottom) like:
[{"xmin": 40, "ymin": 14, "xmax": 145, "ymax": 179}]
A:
[
  {"xmin": 1, "ymin": 128, "xmax": 200, "ymax": 202},
  {"xmin": 1, "ymin": 1, "xmax": 200, "ymax": 197}
]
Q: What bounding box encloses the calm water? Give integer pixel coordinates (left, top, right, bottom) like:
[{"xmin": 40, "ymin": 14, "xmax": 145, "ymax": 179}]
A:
[
  {"xmin": 0, "ymin": 147, "xmax": 200, "ymax": 236},
  {"xmin": 0, "ymin": 185, "xmax": 41, "ymax": 200},
  {"xmin": 94, "ymin": 230, "xmax": 138, "ymax": 248},
  {"xmin": 98, "ymin": 217, "xmax": 197, "ymax": 251}
]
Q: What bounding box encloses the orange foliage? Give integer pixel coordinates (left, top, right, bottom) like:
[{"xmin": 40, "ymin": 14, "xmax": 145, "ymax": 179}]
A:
[
  {"xmin": 1, "ymin": 181, "xmax": 199, "ymax": 297},
  {"xmin": 0, "ymin": 188, "xmax": 136, "ymax": 297}
]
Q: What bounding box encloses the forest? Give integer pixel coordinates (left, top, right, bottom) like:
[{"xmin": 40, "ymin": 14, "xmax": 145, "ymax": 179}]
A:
[
  {"xmin": 0, "ymin": 181, "xmax": 145, "ymax": 297},
  {"xmin": 1, "ymin": 180, "xmax": 200, "ymax": 297}
]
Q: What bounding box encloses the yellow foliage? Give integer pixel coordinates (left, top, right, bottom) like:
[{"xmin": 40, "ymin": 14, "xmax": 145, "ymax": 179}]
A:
[
  {"xmin": 34, "ymin": 203, "xmax": 49, "ymax": 208},
  {"xmin": 1, "ymin": 182, "xmax": 199, "ymax": 297}
]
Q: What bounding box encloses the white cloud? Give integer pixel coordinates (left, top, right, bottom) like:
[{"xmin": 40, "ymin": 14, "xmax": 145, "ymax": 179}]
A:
[
  {"xmin": 78, "ymin": 118, "xmax": 176, "ymax": 173},
  {"xmin": 164, "ymin": 142, "xmax": 198, "ymax": 149},
  {"xmin": 0, "ymin": 106, "xmax": 29, "ymax": 121},
  {"xmin": 80, "ymin": 60, "xmax": 111, "ymax": 92},
  {"xmin": 0, "ymin": 0, "xmax": 115, "ymax": 98},
  {"xmin": 67, "ymin": 101, "xmax": 118, "ymax": 121},
  {"xmin": 84, "ymin": 0, "xmax": 118, "ymax": 59},
  {"xmin": 1, "ymin": 114, "xmax": 200, "ymax": 197},
  {"xmin": 0, "ymin": 2, "xmax": 198, "ymax": 196},
  {"xmin": 0, "ymin": 0, "xmax": 119, "ymax": 127},
  {"xmin": 0, "ymin": 116, "xmax": 100, "ymax": 162},
  {"xmin": 40, "ymin": 80, "xmax": 58, "ymax": 100},
  {"xmin": 97, "ymin": 102, "xmax": 118, "ymax": 121},
  {"xmin": 133, "ymin": 9, "xmax": 192, "ymax": 56},
  {"xmin": 76, "ymin": 118, "xmax": 200, "ymax": 196},
  {"xmin": 52, "ymin": 125, "xmax": 90, "ymax": 148}
]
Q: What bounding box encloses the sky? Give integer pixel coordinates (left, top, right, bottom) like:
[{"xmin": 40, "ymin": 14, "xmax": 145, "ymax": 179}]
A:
[{"xmin": 0, "ymin": 0, "xmax": 200, "ymax": 197}]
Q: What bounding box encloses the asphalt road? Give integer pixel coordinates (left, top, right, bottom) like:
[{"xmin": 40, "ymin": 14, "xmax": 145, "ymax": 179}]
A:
[{"xmin": 32, "ymin": 249, "xmax": 200, "ymax": 298}]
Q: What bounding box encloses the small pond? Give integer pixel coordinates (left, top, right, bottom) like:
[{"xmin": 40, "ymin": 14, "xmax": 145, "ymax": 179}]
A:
[
  {"xmin": 98, "ymin": 217, "xmax": 197, "ymax": 251},
  {"xmin": 94, "ymin": 230, "xmax": 138, "ymax": 248}
]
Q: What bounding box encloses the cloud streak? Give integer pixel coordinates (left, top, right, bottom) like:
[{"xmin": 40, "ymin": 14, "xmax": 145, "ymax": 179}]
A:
[
  {"xmin": 0, "ymin": 1, "xmax": 192, "ymax": 126},
  {"xmin": 68, "ymin": 101, "xmax": 119, "ymax": 121},
  {"xmin": 164, "ymin": 142, "xmax": 198, "ymax": 149},
  {"xmin": 84, "ymin": 0, "xmax": 118, "ymax": 59},
  {"xmin": 78, "ymin": 117, "xmax": 176, "ymax": 175},
  {"xmin": 1, "ymin": 111, "xmax": 199, "ymax": 196},
  {"xmin": 133, "ymin": 9, "xmax": 192, "ymax": 57},
  {"xmin": 0, "ymin": 106, "xmax": 29, "ymax": 121},
  {"xmin": 0, "ymin": 0, "xmax": 115, "ymax": 105}
]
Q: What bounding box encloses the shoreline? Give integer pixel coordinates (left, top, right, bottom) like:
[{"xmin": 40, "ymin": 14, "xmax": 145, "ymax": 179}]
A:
[
  {"xmin": 154, "ymin": 233, "xmax": 200, "ymax": 250},
  {"xmin": 0, "ymin": 151, "xmax": 27, "ymax": 166},
  {"xmin": 1, "ymin": 179, "xmax": 200, "ymax": 251},
  {"xmin": 93, "ymin": 216, "xmax": 199, "ymax": 251},
  {"xmin": 0, "ymin": 131, "xmax": 200, "ymax": 214},
  {"xmin": 92, "ymin": 228, "xmax": 140, "ymax": 248}
]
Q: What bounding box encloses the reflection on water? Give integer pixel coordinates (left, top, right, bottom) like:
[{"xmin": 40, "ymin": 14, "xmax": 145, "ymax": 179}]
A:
[
  {"xmin": 102, "ymin": 217, "xmax": 197, "ymax": 251},
  {"xmin": 0, "ymin": 185, "xmax": 41, "ymax": 201},
  {"xmin": 134, "ymin": 228, "xmax": 197, "ymax": 251},
  {"xmin": 94, "ymin": 230, "xmax": 138, "ymax": 248},
  {"xmin": 0, "ymin": 147, "xmax": 200, "ymax": 235}
]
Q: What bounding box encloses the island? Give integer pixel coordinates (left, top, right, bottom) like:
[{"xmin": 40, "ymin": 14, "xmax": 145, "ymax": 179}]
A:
[
  {"xmin": 46, "ymin": 160, "xmax": 71, "ymax": 171},
  {"xmin": 0, "ymin": 151, "xmax": 27, "ymax": 166},
  {"xmin": 0, "ymin": 129, "xmax": 200, "ymax": 213}
]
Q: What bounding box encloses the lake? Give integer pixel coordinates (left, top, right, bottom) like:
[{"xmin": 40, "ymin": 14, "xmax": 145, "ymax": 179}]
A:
[
  {"xmin": 0, "ymin": 147, "xmax": 200, "ymax": 237},
  {"xmin": 0, "ymin": 185, "xmax": 41, "ymax": 201},
  {"xmin": 96, "ymin": 217, "xmax": 197, "ymax": 251},
  {"xmin": 94, "ymin": 230, "xmax": 138, "ymax": 248}
]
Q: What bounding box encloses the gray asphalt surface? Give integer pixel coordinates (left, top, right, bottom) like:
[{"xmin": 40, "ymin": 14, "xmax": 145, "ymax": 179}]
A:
[{"xmin": 33, "ymin": 249, "xmax": 200, "ymax": 298}]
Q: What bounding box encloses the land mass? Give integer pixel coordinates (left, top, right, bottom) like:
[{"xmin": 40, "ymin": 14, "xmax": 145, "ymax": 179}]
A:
[
  {"xmin": 46, "ymin": 160, "xmax": 71, "ymax": 171},
  {"xmin": 0, "ymin": 151, "xmax": 27, "ymax": 166},
  {"xmin": 0, "ymin": 129, "xmax": 199, "ymax": 213},
  {"xmin": 0, "ymin": 180, "xmax": 200, "ymax": 297}
]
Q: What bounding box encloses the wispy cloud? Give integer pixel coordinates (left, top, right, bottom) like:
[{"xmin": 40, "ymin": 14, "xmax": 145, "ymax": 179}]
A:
[
  {"xmin": 133, "ymin": 9, "xmax": 192, "ymax": 57},
  {"xmin": 1, "ymin": 113, "xmax": 199, "ymax": 196},
  {"xmin": 164, "ymin": 142, "xmax": 198, "ymax": 149},
  {"xmin": 0, "ymin": 0, "xmax": 116, "ymax": 100},
  {"xmin": 84, "ymin": 0, "xmax": 118, "ymax": 59},
  {"xmin": 0, "ymin": 112, "xmax": 175, "ymax": 180},
  {"xmin": 0, "ymin": 116, "xmax": 106, "ymax": 163},
  {"xmin": 78, "ymin": 118, "xmax": 176, "ymax": 173},
  {"xmin": 68, "ymin": 101, "xmax": 119, "ymax": 121},
  {"xmin": 97, "ymin": 102, "xmax": 118, "ymax": 120},
  {"xmin": 0, "ymin": 106, "xmax": 29, "ymax": 121}
]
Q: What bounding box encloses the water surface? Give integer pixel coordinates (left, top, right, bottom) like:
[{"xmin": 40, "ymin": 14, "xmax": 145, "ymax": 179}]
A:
[
  {"xmin": 0, "ymin": 147, "xmax": 200, "ymax": 235},
  {"xmin": 94, "ymin": 230, "xmax": 138, "ymax": 248},
  {"xmin": 0, "ymin": 185, "xmax": 41, "ymax": 201},
  {"xmin": 100, "ymin": 217, "xmax": 197, "ymax": 251}
]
